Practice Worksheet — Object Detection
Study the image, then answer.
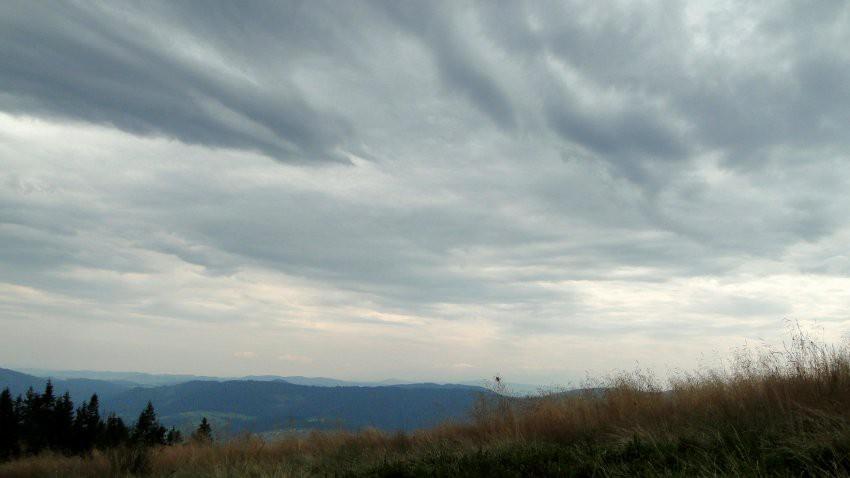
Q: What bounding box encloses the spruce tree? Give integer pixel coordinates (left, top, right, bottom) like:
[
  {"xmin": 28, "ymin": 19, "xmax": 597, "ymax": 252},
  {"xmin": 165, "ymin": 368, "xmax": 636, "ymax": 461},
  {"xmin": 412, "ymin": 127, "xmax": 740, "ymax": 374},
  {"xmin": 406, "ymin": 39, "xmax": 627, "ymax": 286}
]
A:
[
  {"xmin": 53, "ymin": 392, "xmax": 75, "ymax": 452},
  {"xmin": 12, "ymin": 395, "xmax": 23, "ymax": 452},
  {"xmin": 131, "ymin": 402, "xmax": 166, "ymax": 446},
  {"xmin": 86, "ymin": 395, "xmax": 103, "ymax": 448},
  {"xmin": 38, "ymin": 381, "xmax": 56, "ymax": 451},
  {"xmin": 21, "ymin": 385, "xmax": 48, "ymax": 453},
  {"xmin": 0, "ymin": 388, "xmax": 19, "ymax": 460},
  {"xmin": 165, "ymin": 427, "xmax": 182, "ymax": 445},
  {"xmin": 13, "ymin": 395, "xmax": 23, "ymax": 417},
  {"xmin": 101, "ymin": 413, "xmax": 129, "ymax": 449},
  {"xmin": 41, "ymin": 380, "xmax": 55, "ymax": 409},
  {"xmin": 86, "ymin": 395, "xmax": 101, "ymax": 427},
  {"xmin": 21, "ymin": 387, "xmax": 37, "ymax": 453},
  {"xmin": 73, "ymin": 394, "xmax": 102, "ymax": 453},
  {"xmin": 191, "ymin": 417, "xmax": 213, "ymax": 444}
]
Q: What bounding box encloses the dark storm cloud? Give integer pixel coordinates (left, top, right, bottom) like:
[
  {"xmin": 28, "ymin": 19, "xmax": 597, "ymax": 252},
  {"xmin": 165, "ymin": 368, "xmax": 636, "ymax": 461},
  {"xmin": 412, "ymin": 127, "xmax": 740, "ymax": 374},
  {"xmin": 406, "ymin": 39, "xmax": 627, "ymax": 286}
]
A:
[
  {"xmin": 544, "ymin": 100, "xmax": 688, "ymax": 161},
  {"xmin": 0, "ymin": 1, "xmax": 352, "ymax": 163},
  {"xmin": 4, "ymin": 1, "xmax": 847, "ymax": 173}
]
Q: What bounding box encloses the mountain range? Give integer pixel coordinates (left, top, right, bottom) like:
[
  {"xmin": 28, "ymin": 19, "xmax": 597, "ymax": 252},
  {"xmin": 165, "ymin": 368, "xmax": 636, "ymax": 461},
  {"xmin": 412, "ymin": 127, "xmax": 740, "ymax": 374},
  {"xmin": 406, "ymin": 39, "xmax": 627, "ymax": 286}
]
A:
[
  {"xmin": 0, "ymin": 367, "xmax": 493, "ymax": 434},
  {"xmin": 17, "ymin": 368, "xmax": 546, "ymax": 395}
]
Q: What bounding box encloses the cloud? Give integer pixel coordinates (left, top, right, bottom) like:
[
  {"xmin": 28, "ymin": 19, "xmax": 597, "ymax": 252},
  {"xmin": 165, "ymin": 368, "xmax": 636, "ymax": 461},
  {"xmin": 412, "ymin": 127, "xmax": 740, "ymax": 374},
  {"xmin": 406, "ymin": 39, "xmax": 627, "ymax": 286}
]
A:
[
  {"xmin": 0, "ymin": 1, "xmax": 353, "ymax": 163},
  {"xmin": 2, "ymin": 1, "xmax": 850, "ymax": 382},
  {"xmin": 451, "ymin": 363, "xmax": 475, "ymax": 369},
  {"xmin": 278, "ymin": 354, "xmax": 313, "ymax": 363},
  {"xmin": 377, "ymin": 1, "xmax": 517, "ymax": 130}
]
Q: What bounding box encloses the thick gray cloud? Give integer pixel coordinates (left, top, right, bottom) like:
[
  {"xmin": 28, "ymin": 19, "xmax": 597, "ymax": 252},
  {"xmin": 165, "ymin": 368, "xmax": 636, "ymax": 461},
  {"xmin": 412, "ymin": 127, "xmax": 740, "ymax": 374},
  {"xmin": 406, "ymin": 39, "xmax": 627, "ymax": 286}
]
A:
[
  {"xmin": 377, "ymin": 1, "xmax": 518, "ymax": 130},
  {"xmin": 2, "ymin": 0, "xmax": 850, "ymax": 382},
  {"xmin": 0, "ymin": 1, "xmax": 354, "ymax": 162}
]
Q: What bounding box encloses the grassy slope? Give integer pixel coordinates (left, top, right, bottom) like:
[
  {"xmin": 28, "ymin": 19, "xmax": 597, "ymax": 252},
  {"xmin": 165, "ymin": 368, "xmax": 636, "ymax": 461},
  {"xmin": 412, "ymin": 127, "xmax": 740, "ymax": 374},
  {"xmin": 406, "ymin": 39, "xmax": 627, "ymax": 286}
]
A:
[{"xmin": 4, "ymin": 326, "xmax": 850, "ymax": 477}]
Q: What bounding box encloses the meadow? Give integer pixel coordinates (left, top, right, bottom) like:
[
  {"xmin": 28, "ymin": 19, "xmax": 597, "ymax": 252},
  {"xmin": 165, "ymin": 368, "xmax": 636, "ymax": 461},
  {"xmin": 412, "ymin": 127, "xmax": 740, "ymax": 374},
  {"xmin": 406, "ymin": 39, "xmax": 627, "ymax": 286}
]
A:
[{"xmin": 3, "ymin": 324, "xmax": 850, "ymax": 477}]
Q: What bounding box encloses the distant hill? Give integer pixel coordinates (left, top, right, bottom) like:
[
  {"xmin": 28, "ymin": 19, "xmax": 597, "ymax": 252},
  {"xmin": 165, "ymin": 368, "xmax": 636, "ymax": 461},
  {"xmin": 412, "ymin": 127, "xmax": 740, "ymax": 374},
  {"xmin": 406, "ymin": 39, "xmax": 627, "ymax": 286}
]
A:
[
  {"xmin": 458, "ymin": 379, "xmax": 577, "ymax": 397},
  {"xmin": 0, "ymin": 367, "xmax": 132, "ymax": 402},
  {"xmin": 18, "ymin": 368, "xmax": 220, "ymax": 387},
  {"xmin": 240, "ymin": 375, "xmax": 409, "ymax": 387},
  {"xmin": 18, "ymin": 368, "xmax": 551, "ymax": 393},
  {"xmin": 1, "ymin": 368, "xmax": 491, "ymax": 434},
  {"xmin": 103, "ymin": 380, "xmax": 489, "ymax": 433},
  {"xmin": 21, "ymin": 369, "xmax": 412, "ymax": 388}
]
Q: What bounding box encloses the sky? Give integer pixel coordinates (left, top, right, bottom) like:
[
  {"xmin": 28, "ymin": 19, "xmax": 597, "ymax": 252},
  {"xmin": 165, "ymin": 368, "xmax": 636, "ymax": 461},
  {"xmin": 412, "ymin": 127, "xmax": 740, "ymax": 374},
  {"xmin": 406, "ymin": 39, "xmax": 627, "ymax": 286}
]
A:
[{"xmin": 1, "ymin": 0, "xmax": 850, "ymax": 385}]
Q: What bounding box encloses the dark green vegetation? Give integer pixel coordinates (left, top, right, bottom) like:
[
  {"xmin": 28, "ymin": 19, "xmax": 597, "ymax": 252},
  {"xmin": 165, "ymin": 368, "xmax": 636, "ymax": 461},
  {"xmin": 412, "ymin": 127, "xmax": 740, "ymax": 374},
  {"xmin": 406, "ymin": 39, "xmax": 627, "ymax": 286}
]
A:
[
  {"xmin": 4, "ymin": 328, "xmax": 850, "ymax": 476},
  {"xmin": 0, "ymin": 381, "xmax": 213, "ymax": 461}
]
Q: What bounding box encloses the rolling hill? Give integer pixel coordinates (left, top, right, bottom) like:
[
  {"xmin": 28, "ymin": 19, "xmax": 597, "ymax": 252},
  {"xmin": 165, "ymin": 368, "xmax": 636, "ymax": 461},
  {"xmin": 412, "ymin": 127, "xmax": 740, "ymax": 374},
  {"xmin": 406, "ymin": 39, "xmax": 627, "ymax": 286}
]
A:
[
  {"xmin": 0, "ymin": 367, "xmax": 132, "ymax": 401},
  {"xmin": 103, "ymin": 379, "xmax": 489, "ymax": 433},
  {"xmin": 0, "ymin": 368, "xmax": 490, "ymax": 434}
]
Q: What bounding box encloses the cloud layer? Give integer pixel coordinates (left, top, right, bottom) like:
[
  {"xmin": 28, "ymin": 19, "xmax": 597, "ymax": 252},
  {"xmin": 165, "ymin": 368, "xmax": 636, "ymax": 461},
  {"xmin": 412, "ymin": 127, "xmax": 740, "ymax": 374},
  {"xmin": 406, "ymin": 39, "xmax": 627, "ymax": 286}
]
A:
[{"xmin": 2, "ymin": 1, "xmax": 850, "ymax": 383}]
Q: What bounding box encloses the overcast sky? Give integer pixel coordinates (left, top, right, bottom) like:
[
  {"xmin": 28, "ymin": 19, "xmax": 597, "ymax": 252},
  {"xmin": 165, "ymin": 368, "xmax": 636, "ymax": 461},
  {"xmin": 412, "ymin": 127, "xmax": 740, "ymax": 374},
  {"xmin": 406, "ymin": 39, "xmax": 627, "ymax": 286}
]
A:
[{"xmin": 2, "ymin": 0, "xmax": 850, "ymax": 385}]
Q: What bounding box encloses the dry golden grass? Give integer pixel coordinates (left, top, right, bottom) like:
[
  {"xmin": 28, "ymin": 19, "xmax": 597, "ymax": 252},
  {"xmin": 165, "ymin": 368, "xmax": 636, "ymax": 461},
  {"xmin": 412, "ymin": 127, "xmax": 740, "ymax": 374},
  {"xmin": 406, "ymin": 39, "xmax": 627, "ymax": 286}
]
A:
[{"xmin": 4, "ymin": 323, "xmax": 850, "ymax": 476}]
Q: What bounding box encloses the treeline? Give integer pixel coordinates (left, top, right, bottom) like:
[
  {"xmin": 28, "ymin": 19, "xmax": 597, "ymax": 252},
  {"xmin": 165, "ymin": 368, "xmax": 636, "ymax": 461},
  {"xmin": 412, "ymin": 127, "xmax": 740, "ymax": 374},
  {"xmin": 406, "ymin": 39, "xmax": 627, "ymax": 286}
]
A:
[{"xmin": 0, "ymin": 381, "xmax": 212, "ymax": 461}]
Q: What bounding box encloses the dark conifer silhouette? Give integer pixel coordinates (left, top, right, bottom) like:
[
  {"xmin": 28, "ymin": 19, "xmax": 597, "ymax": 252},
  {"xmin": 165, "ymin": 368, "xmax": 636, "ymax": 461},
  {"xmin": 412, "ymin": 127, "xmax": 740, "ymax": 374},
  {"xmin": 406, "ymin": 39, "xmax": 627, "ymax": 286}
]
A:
[
  {"xmin": 191, "ymin": 416, "xmax": 213, "ymax": 443},
  {"xmin": 101, "ymin": 413, "xmax": 129, "ymax": 449},
  {"xmin": 39, "ymin": 381, "xmax": 56, "ymax": 451},
  {"xmin": 166, "ymin": 427, "xmax": 183, "ymax": 445},
  {"xmin": 0, "ymin": 388, "xmax": 19, "ymax": 459},
  {"xmin": 40, "ymin": 381, "xmax": 55, "ymax": 408},
  {"xmin": 73, "ymin": 394, "xmax": 102, "ymax": 453},
  {"xmin": 22, "ymin": 384, "xmax": 51, "ymax": 454},
  {"xmin": 53, "ymin": 392, "xmax": 74, "ymax": 452},
  {"xmin": 131, "ymin": 401, "xmax": 166, "ymax": 446},
  {"xmin": 0, "ymin": 385, "xmax": 182, "ymax": 461}
]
